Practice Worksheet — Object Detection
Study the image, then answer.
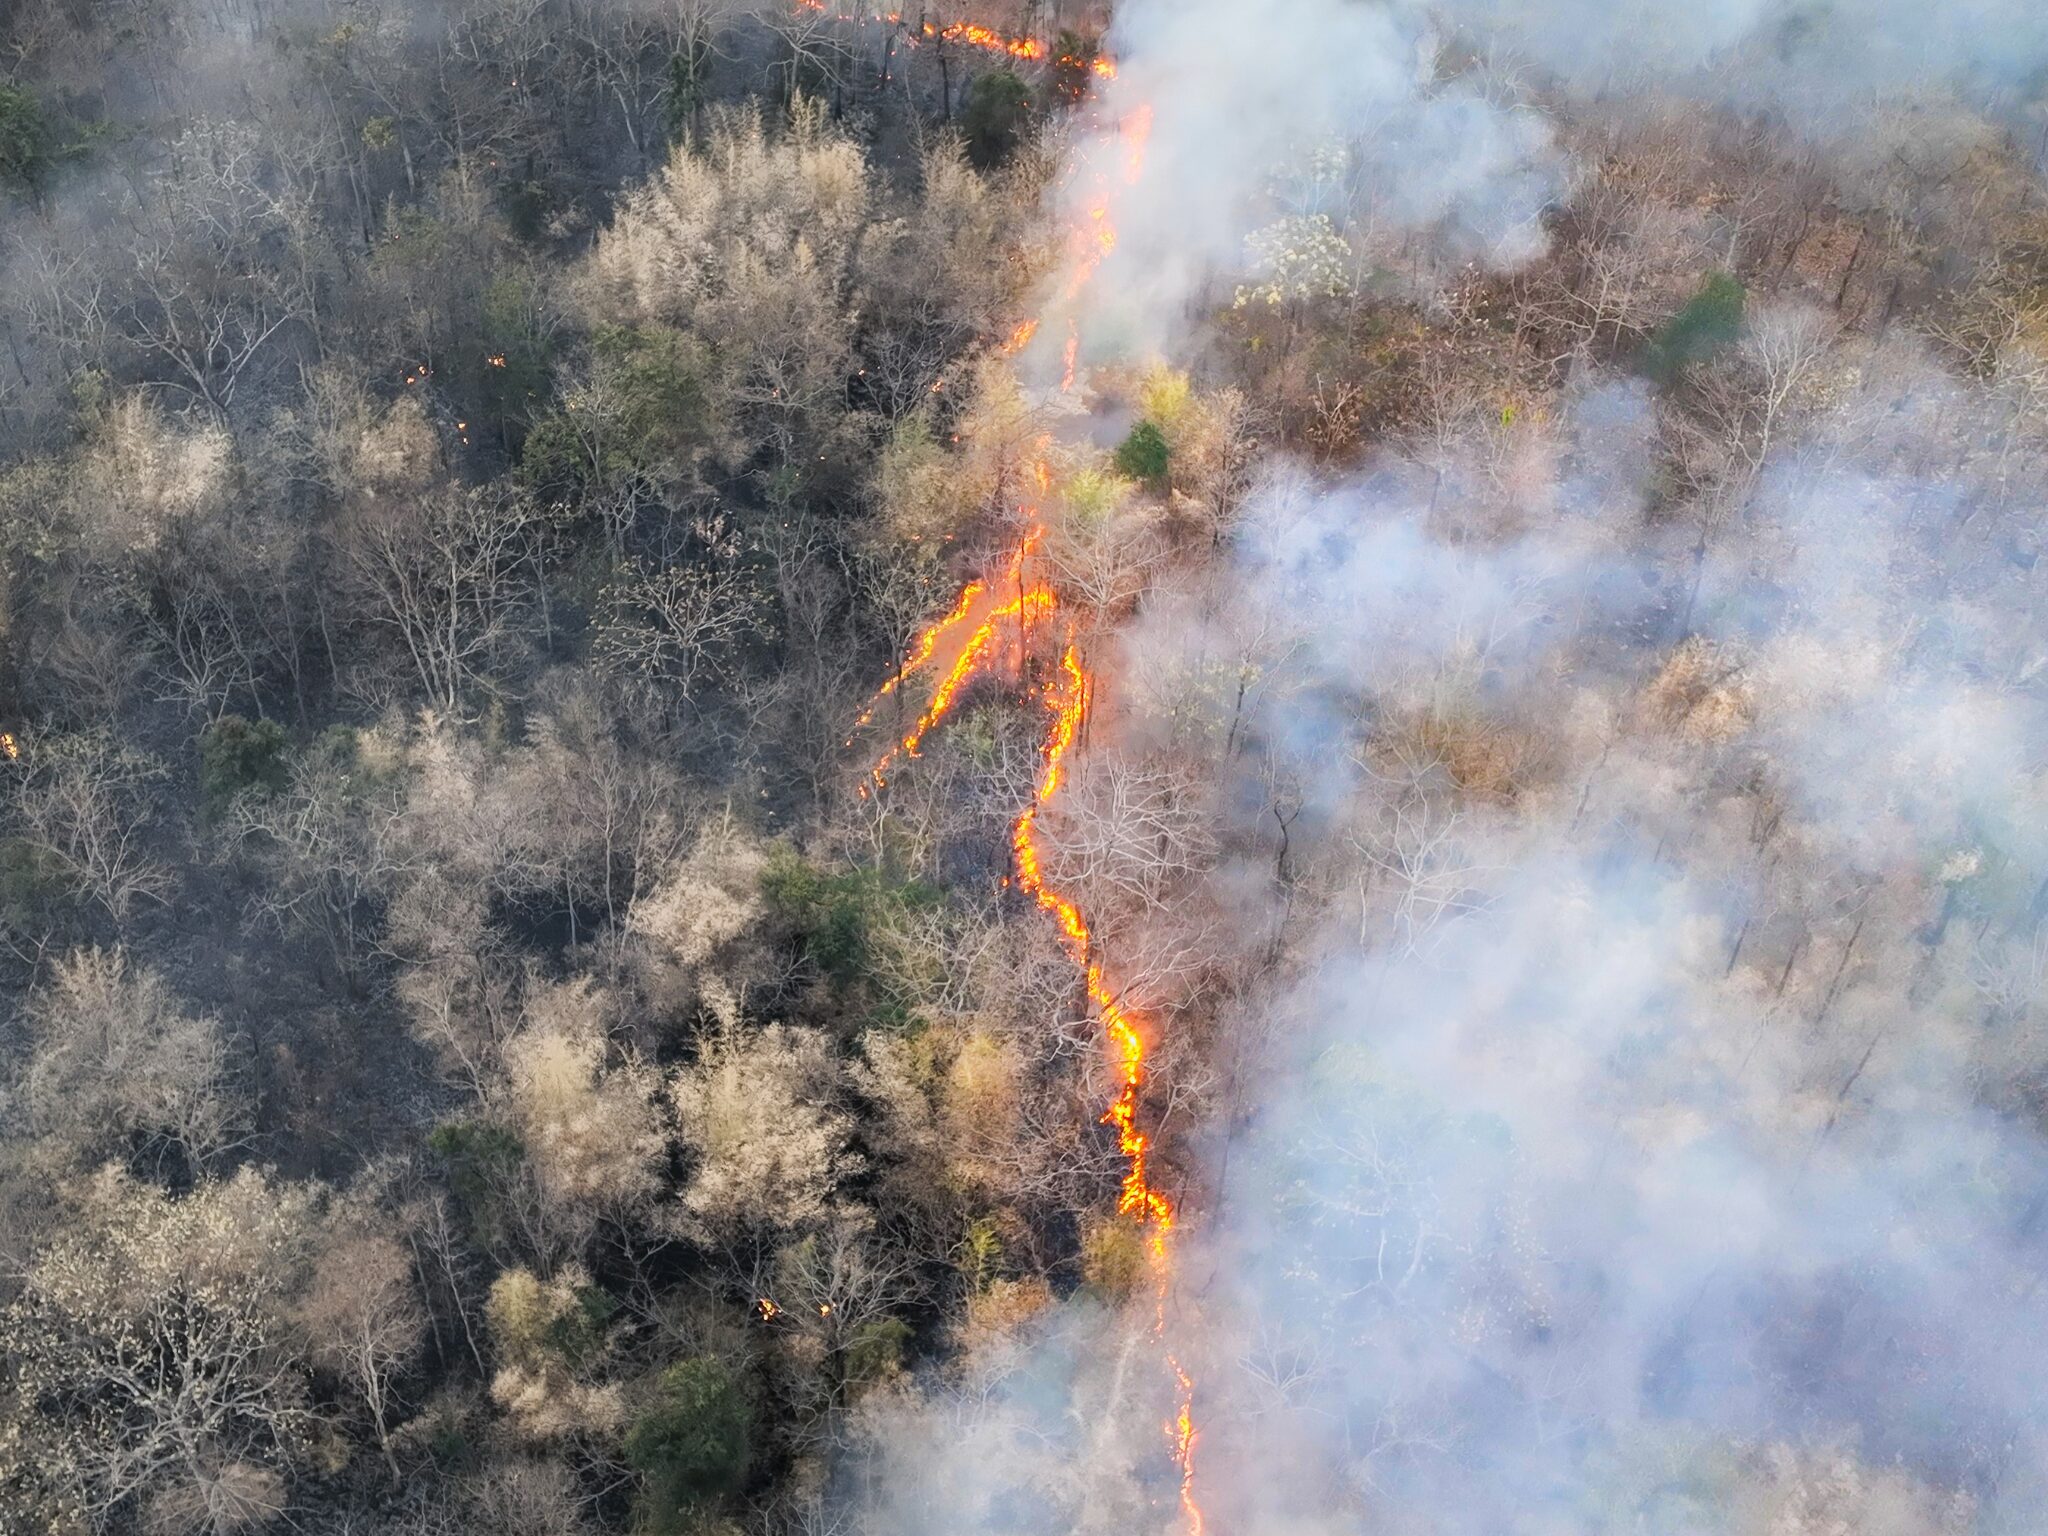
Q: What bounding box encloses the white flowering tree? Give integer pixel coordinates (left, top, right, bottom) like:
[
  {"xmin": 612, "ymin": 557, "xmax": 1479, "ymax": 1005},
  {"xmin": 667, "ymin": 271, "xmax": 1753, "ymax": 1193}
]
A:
[{"xmin": 0, "ymin": 1168, "xmax": 319, "ymax": 1535}]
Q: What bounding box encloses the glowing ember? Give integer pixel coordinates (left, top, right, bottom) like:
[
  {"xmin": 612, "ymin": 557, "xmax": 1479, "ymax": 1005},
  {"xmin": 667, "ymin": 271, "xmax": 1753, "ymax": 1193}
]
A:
[
  {"xmin": 0, "ymin": 732, "xmax": 17, "ymax": 762},
  {"xmin": 755, "ymin": 1297, "xmax": 782, "ymax": 1321}
]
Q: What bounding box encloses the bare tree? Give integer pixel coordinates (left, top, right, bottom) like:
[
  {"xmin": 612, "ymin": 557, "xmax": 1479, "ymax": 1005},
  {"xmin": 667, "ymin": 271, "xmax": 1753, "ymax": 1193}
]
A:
[
  {"xmin": 112, "ymin": 119, "xmax": 317, "ymax": 413},
  {"xmin": 0, "ymin": 1167, "xmax": 318, "ymax": 1535},
  {"xmin": 341, "ymin": 483, "xmax": 545, "ymax": 713},
  {"xmin": 594, "ymin": 513, "xmax": 767, "ymax": 707},
  {"xmin": 232, "ymin": 757, "xmax": 405, "ymax": 992},
  {"xmin": 297, "ymin": 1230, "xmax": 427, "ymax": 1486},
  {"xmin": 24, "ymin": 946, "xmax": 243, "ymax": 1176},
  {"xmin": 1035, "ymin": 755, "xmax": 1217, "ymax": 919},
  {"xmin": 10, "ymin": 730, "xmax": 174, "ymax": 921}
]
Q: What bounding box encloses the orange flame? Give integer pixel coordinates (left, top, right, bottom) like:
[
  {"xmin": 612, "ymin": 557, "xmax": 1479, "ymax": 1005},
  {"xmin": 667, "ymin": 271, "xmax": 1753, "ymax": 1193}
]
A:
[
  {"xmin": 847, "ymin": 528, "xmax": 1046, "ymax": 747},
  {"xmin": 1010, "ymin": 643, "xmax": 1201, "ymax": 1525},
  {"xmin": 837, "ymin": 27, "xmax": 1197, "ymax": 1522},
  {"xmin": 921, "ymin": 17, "xmax": 1045, "ymax": 60},
  {"xmin": 787, "ymin": 2, "xmax": 1115, "ymax": 87},
  {"xmin": 0, "ymin": 732, "xmax": 17, "ymax": 762},
  {"xmin": 853, "ymin": 593, "xmax": 1202, "ymax": 1534},
  {"xmin": 869, "ymin": 585, "xmax": 1053, "ymax": 788},
  {"xmin": 848, "ymin": 577, "xmax": 991, "ymax": 738}
]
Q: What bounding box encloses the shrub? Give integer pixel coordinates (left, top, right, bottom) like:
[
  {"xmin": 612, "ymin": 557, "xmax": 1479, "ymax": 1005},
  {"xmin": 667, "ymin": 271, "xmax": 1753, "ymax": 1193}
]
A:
[
  {"xmin": 1641, "ymin": 271, "xmax": 1745, "ymax": 383},
  {"xmin": 199, "ymin": 715, "xmax": 288, "ymax": 806},
  {"xmin": 1114, "ymin": 420, "xmax": 1171, "ymax": 489},
  {"xmin": 844, "ymin": 1315, "xmax": 913, "ymax": 1393},
  {"xmin": 624, "ymin": 1358, "xmax": 753, "ymax": 1533},
  {"xmin": 1078, "ymin": 1216, "xmax": 1147, "ymax": 1298}
]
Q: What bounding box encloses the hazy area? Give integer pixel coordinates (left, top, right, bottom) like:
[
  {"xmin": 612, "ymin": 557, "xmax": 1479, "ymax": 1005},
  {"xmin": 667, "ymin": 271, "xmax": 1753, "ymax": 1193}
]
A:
[{"xmin": 3, "ymin": 2, "xmax": 2046, "ymax": 1534}]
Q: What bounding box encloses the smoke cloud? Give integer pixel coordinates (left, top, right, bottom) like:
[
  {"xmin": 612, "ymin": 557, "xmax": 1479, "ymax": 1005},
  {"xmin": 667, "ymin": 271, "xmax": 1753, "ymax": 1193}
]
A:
[
  {"xmin": 852, "ymin": 1, "xmax": 2048, "ymax": 1532},
  {"xmin": 1036, "ymin": 0, "xmax": 1565, "ymax": 371}
]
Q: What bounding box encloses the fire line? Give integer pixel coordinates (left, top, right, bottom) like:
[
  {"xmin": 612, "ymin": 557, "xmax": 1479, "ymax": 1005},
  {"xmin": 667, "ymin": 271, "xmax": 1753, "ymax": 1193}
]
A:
[{"xmin": 845, "ymin": 36, "xmax": 1202, "ymax": 1528}]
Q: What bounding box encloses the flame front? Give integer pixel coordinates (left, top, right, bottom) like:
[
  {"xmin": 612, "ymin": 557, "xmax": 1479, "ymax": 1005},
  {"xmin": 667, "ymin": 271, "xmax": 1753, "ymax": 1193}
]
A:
[
  {"xmin": 843, "ymin": 30, "xmax": 1202, "ymax": 1527},
  {"xmin": 788, "ymin": 1, "xmax": 1110, "ymax": 73},
  {"xmin": 868, "ymin": 582, "xmax": 1054, "ymax": 788},
  {"xmin": 859, "ymin": 530, "xmax": 1049, "ymax": 790}
]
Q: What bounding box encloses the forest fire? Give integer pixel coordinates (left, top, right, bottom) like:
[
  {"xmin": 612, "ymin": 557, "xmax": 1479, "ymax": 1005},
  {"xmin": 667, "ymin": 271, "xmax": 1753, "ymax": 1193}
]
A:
[
  {"xmin": 921, "ymin": 18, "xmax": 1044, "ymax": 60},
  {"xmin": 852, "ymin": 528, "xmax": 1049, "ymax": 784},
  {"xmin": 865, "ymin": 582, "xmax": 1055, "ymax": 789},
  {"xmin": 858, "ymin": 579, "xmax": 1203, "ymax": 1524},
  {"xmin": 844, "ymin": 36, "xmax": 1203, "ymax": 1526},
  {"xmin": 787, "ymin": 2, "xmax": 1116, "ymax": 80}
]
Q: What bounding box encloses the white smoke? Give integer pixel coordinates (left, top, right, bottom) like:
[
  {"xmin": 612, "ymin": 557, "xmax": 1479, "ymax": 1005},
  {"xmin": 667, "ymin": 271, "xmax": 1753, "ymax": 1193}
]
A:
[
  {"xmin": 843, "ymin": 3, "xmax": 2048, "ymax": 1533},
  {"xmin": 1034, "ymin": 0, "xmax": 1566, "ymax": 371}
]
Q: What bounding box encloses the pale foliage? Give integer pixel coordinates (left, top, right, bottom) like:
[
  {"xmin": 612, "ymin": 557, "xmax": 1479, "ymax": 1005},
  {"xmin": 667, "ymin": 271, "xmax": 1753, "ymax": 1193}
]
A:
[
  {"xmin": 1641, "ymin": 637, "xmax": 1755, "ymax": 745},
  {"xmin": 484, "ymin": 1265, "xmax": 625, "ymax": 1443},
  {"xmin": 352, "ymin": 391, "xmax": 444, "ymax": 497},
  {"xmin": 587, "ymin": 100, "xmax": 867, "ymax": 459},
  {"xmin": 503, "ymin": 979, "xmax": 665, "ymax": 1218},
  {"xmin": 871, "ymin": 415, "xmax": 963, "ymax": 547},
  {"xmin": 854, "ymin": 1025, "xmax": 1034, "ymax": 1211},
  {"xmin": 1234, "ymin": 212, "xmax": 1355, "ymax": 309},
  {"xmin": 0, "ymin": 1167, "xmax": 318, "ymax": 1533},
  {"xmin": 1731, "ymin": 1443, "xmax": 1972, "ymax": 1536},
  {"xmin": 669, "ymin": 1022, "xmax": 861, "ymax": 1239},
  {"xmin": 70, "ymin": 395, "xmax": 232, "ymax": 559},
  {"xmin": 24, "ymin": 946, "xmax": 240, "ymax": 1173},
  {"xmin": 590, "ymin": 99, "xmax": 868, "ymax": 329},
  {"xmin": 630, "ymin": 824, "xmax": 764, "ymax": 969}
]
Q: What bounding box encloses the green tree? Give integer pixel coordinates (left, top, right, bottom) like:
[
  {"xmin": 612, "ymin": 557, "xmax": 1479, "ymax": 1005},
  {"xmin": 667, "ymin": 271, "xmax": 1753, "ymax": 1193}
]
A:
[
  {"xmin": 0, "ymin": 86, "xmax": 53, "ymax": 192},
  {"xmin": 624, "ymin": 1358, "xmax": 753, "ymax": 1533},
  {"xmin": 1641, "ymin": 271, "xmax": 1745, "ymax": 383},
  {"xmin": 522, "ymin": 325, "xmax": 723, "ymax": 504},
  {"xmin": 428, "ymin": 1118, "xmax": 527, "ymax": 1250},
  {"xmin": 1114, "ymin": 420, "xmax": 1171, "ymax": 489},
  {"xmin": 666, "ymin": 47, "xmax": 709, "ymax": 145},
  {"xmin": 962, "ymin": 71, "xmax": 1031, "ymax": 168},
  {"xmin": 477, "ymin": 274, "xmax": 559, "ymax": 438},
  {"xmin": 200, "ymin": 715, "xmax": 288, "ymax": 807},
  {"xmin": 758, "ymin": 845, "xmax": 939, "ymax": 991}
]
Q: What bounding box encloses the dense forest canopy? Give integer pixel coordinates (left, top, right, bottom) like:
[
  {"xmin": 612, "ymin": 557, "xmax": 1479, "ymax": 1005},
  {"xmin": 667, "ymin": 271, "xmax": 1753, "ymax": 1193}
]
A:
[{"xmin": 5, "ymin": 1, "xmax": 2048, "ymax": 1534}]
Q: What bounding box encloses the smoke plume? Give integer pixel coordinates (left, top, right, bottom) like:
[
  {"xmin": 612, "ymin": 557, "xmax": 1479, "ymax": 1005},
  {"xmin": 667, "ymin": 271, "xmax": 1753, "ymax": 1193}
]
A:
[{"xmin": 851, "ymin": 2, "xmax": 2048, "ymax": 1531}]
